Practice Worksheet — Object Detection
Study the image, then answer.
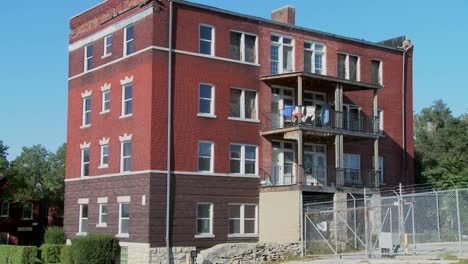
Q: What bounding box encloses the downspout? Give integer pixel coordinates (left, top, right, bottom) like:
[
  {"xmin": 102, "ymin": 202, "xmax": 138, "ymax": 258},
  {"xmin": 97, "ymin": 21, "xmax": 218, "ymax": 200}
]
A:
[
  {"xmin": 401, "ymin": 45, "xmax": 408, "ymax": 184},
  {"xmin": 166, "ymin": 0, "xmax": 174, "ymax": 263}
]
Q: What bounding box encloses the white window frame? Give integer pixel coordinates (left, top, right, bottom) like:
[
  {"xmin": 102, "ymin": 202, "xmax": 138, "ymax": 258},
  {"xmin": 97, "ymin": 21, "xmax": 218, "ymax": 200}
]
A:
[
  {"xmin": 99, "ymin": 144, "xmax": 109, "ymax": 169},
  {"xmin": 271, "ymin": 34, "xmax": 295, "ymax": 74},
  {"xmin": 197, "ymin": 83, "xmax": 216, "ymax": 118},
  {"xmin": 228, "ymin": 204, "xmax": 258, "ymax": 237},
  {"xmin": 84, "ymin": 43, "xmax": 93, "ymax": 72},
  {"xmin": 304, "ymin": 40, "xmax": 326, "ymax": 75},
  {"xmin": 195, "ymin": 203, "xmax": 214, "ymax": 238},
  {"xmin": 118, "ymin": 200, "xmax": 130, "ymax": 237},
  {"xmin": 97, "ymin": 203, "xmax": 108, "ymax": 227},
  {"xmin": 121, "ymin": 84, "xmax": 133, "ymax": 118},
  {"xmin": 22, "ymin": 202, "xmax": 33, "ymax": 220},
  {"xmin": 0, "ymin": 233, "xmax": 8, "ymax": 245},
  {"xmin": 338, "ymin": 53, "xmax": 361, "ymax": 81},
  {"xmin": 101, "ymin": 90, "xmax": 110, "ymax": 114},
  {"xmin": 81, "ymin": 147, "xmax": 90, "ymax": 177},
  {"xmin": 103, "ymin": 34, "xmax": 112, "ymax": 57},
  {"xmin": 199, "ymin": 24, "xmax": 215, "ymax": 56},
  {"xmin": 0, "ymin": 202, "xmax": 9, "ymax": 217},
  {"xmin": 120, "ymin": 141, "xmax": 131, "ymax": 173},
  {"xmin": 230, "ymin": 30, "xmax": 258, "ymax": 64},
  {"xmin": 373, "ymin": 156, "xmax": 384, "ymax": 185},
  {"xmin": 229, "ymin": 144, "xmax": 258, "ymax": 176},
  {"xmin": 123, "ymin": 25, "xmax": 134, "ymax": 56},
  {"xmin": 371, "ymin": 59, "xmax": 383, "ymax": 85},
  {"xmin": 228, "ymin": 88, "xmax": 259, "ymax": 122},
  {"xmin": 78, "ymin": 203, "xmax": 88, "ymax": 235},
  {"xmin": 198, "ymin": 141, "xmax": 214, "ymax": 173},
  {"xmin": 378, "ymin": 108, "xmax": 384, "ymax": 133},
  {"xmin": 82, "ymin": 96, "xmax": 91, "ymax": 127},
  {"xmin": 343, "ymin": 153, "xmax": 361, "ymax": 184}
]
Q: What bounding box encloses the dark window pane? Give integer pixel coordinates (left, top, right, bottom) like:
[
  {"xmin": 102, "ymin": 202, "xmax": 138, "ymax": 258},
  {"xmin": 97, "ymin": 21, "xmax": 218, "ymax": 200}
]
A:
[
  {"xmin": 271, "ymin": 45, "xmax": 279, "ymax": 74},
  {"xmin": 244, "ymin": 220, "xmax": 255, "ymax": 234},
  {"xmin": 200, "ymin": 26, "xmax": 212, "ymax": 40},
  {"xmin": 123, "ymin": 157, "xmax": 131, "ymax": 171},
  {"xmin": 198, "ymin": 158, "xmax": 211, "ymax": 171},
  {"xmin": 123, "ymin": 142, "xmax": 131, "ymax": 156},
  {"xmin": 304, "ymin": 50, "xmax": 312, "ymax": 73},
  {"xmin": 229, "ymin": 89, "xmax": 241, "ymax": 117},
  {"xmin": 198, "ymin": 143, "xmax": 211, "ymax": 157},
  {"xmin": 121, "ymin": 219, "xmax": 129, "ymax": 234},
  {"xmin": 245, "ymin": 146, "xmax": 256, "ymax": 160},
  {"xmin": 245, "ymin": 161, "xmax": 255, "ymax": 174},
  {"xmin": 230, "ymin": 32, "xmax": 241, "ymax": 60},
  {"xmin": 230, "ymin": 145, "xmax": 241, "ymax": 159},
  {"xmin": 86, "ymin": 44, "xmax": 93, "ymax": 57},
  {"xmin": 244, "ymin": 91, "xmax": 256, "ymax": 119},
  {"xmin": 121, "ymin": 203, "xmax": 130, "ymax": 218},
  {"xmin": 315, "ymin": 54, "xmax": 323, "ymax": 74},
  {"xmin": 126, "ymin": 40, "xmax": 134, "ymax": 55},
  {"xmin": 229, "ymin": 219, "xmax": 241, "ymax": 234},
  {"xmin": 230, "ymin": 159, "xmax": 240, "ymax": 173},
  {"xmin": 83, "ymin": 149, "xmax": 90, "ymax": 162},
  {"xmin": 228, "ymin": 205, "xmax": 240, "ymax": 218},
  {"xmin": 126, "ymin": 26, "xmax": 134, "ymax": 41},
  {"xmin": 82, "ymin": 204, "xmax": 88, "ymax": 217},
  {"xmin": 124, "ymin": 85, "xmax": 132, "ymax": 100},
  {"xmin": 197, "ymin": 204, "xmax": 210, "ymax": 218},
  {"xmin": 372, "ymin": 60, "xmax": 380, "ymax": 84},
  {"xmin": 197, "ymin": 219, "xmax": 210, "ymax": 234},
  {"xmin": 245, "ymin": 35, "xmax": 256, "ymax": 63},
  {"xmin": 349, "ymin": 55, "xmax": 358, "ymax": 81},
  {"xmin": 85, "ymin": 98, "xmax": 91, "ymax": 111},
  {"xmin": 200, "ymin": 40, "xmax": 211, "ymax": 55},
  {"xmin": 283, "ymin": 46, "xmax": 293, "ymax": 71},
  {"xmin": 124, "ymin": 101, "xmax": 132, "ymax": 115},
  {"xmin": 199, "ymin": 84, "xmax": 212, "ymax": 99},
  {"xmin": 337, "ymin": 54, "xmax": 346, "ymax": 79},
  {"xmin": 199, "ymin": 99, "xmax": 211, "ymax": 114},
  {"xmin": 245, "ymin": 205, "xmax": 256, "ymax": 218}
]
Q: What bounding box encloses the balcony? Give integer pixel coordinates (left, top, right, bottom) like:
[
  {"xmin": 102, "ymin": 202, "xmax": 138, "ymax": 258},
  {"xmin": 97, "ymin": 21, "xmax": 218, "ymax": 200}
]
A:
[
  {"xmin": 260, "ymin": 165, "xmax": 380, "ymax": 190},
  {"xmin": 261, "ymin": 106, "xmax": 380, "ymax": 139}
]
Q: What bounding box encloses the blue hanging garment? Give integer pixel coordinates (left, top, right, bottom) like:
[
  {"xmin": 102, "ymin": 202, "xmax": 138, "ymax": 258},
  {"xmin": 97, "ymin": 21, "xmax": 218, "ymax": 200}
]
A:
[
  {"xmin": 321, "ymin": 103, "xmax": 330, "ymax": 124},
  {"xmin": 282, "ymin": 105, "xmax": 294, "ymax": 117}
]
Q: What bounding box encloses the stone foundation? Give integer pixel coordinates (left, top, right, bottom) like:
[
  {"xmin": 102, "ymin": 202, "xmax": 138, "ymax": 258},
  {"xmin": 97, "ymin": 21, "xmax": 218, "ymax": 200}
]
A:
[
  {"xmin": 196, "ymin": 242, "xmax": 301, "ymax": 264},
  {"xmin": 119, "ymin": 243, "xmax": 194, "ymax": 264}
]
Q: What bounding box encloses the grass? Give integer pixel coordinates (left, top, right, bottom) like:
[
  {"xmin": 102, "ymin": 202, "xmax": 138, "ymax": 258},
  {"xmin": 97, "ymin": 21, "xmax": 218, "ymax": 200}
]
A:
[
  {"xmin": 261, "ymin": 253, "xmax": 318, "ymax": 263},
  {"xmin": 442, "ymin": 254, "xmax": 459, "ymax": 260}
]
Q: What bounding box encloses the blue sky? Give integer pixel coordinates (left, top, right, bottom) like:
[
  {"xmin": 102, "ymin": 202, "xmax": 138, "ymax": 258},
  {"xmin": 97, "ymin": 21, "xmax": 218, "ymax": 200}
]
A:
[{"xmin": 0, "ymin": 0, "xmax": 466, "ymax": 159}]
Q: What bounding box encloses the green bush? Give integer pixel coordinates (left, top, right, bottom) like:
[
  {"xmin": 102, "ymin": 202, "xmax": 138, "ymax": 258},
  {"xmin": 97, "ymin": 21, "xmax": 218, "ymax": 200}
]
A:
[
  {"xmin": 0, "ymin": 245, "xmax": 39, "ymax": 264},
  {"xmin": 44, "ymin": 226, "xmax": 66, "ymax": 244},
  {"xmin": 60, "ymin": 245, "xmax": 73, "ymax": 264},
  {"xmin": 41, "ymin": 244, "xmax": 63, "ymax": 264},
  {"xmin": 71, "ymin": 233, "xmax": 119, "ymax": 264}
]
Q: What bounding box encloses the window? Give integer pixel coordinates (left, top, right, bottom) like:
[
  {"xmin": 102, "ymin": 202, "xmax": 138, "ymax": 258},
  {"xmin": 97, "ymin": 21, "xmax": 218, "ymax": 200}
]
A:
[
  {"xmin": 104, "ymin": 35, "xmax": 112, "ymax": 57},
  {"xmin": 119, "ymin": 202, "xmax": 130, "ymax": 235},
  {"xmin": 102, "ymin": 90, "xmax": 110, "ymax": 113},
  {"xmin": 79, "ymin": 204, "xmax": 88, "ymax": 234},
  {"xmin": 196, "ymin": 203, "xmax": 213, "ymax": 237},
  {"xmin": 85, "ymin": 44, "xmax": 93, "ymax": 71},
  {"xmin": 230, "ymin": 31, "xmax": 257, "ymax": 63},
  {"xmin": 122, "ymin": 84, "xmax": 132, "ymax": 116},
  {"xmin": 337, "ymin": 53, "xmax": 360, "ymax": 81},
  {"xmin": 374, "ymin": 108, "xmax": 384, "ymax": 134},
  {"xmin": 198, "ymin": 83, "xmax": 214, "ymax": 116},
  {"xmin": 304, "ymin": 41, "xmax": 325, "ymax": 75},
  {"xmin": 100, "ymin": 145, "xmax": 109, "ymax": 168},
  {"xmin": 344, "ymin": 154, "xmax": 361, "ymax": 185},
  {"xmin": 0, "ymin": 233, "xmax": 8, "ymax": 245},
  {"xmin": 228, "ymin": 204, "xmax": 257, "ymax": 236},
  {"xmin": 230, "ymin": 144, "xmax": 257, "ymax": 175},
  {"xmin": 99, "ymin": 203, "xmax": 108, "ymax": 226},
  {"xmin": 271, "ymin": 34, "xmax": 294, "ymax": 74},
  {"xmin": 121, "ymin": 141, "xmax": 131, "ymax": 172},
  {"xmin": 198, "ymin": 141, "xmax": 213, "ymax": 172},
  {"xmin": 373, "ymin": 156, "xmax": 384, "ymax": 185},
  {"xmin": 82, "ymin": 96, "xmax": 91, "ymax": 126},
  {"xmin": 229, "ymin": 88, "xmax": 258, "ymax": 120},
  {"xmin": 120, "ymin": 246, "xmax": 128, "ymax": 264},
  {"xmin": 0, "ymin": 202, "xmax": 9, "ymax": 217},
  {"xmin": 199, "ymin": 24, "xmax": 214, "ymax": 55},
  {"xmin": 371, "ymin": 59, "xmax": 383, "ymax": 85},
  {"xmin": 81, "ymin": 148, "xmax": 90, "ymax": 177},
  {"xmin": 124, "ymin": 25, "xmax": 134, "ymax": 56},
  {"xmin": 22, "ymin": 203, "xmax": 33, "ymax": 220}
]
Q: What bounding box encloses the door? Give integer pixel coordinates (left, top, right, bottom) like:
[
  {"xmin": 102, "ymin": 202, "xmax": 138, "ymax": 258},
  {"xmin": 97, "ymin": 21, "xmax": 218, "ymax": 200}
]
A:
[
  {"xmin": 344, "ymin": 105, "xmax": 362, "ymax": 131},
  {"xmin": 303, "ymin": 144, "xmax": 327, "ymax": 185},
  {"xmin": 271, "ymin": 87, "xmax": 294, "ymax": 128},
  {"xmin": 272, "ymin": 141, "xmax": 295, "ymax": 185}
]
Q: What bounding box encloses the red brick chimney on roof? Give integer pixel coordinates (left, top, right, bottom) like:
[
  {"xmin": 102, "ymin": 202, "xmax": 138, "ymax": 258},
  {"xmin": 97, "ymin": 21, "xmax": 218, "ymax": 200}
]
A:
[{"xmin": 271, "ymin": 5, "xmax": 295, "ymax": 25}]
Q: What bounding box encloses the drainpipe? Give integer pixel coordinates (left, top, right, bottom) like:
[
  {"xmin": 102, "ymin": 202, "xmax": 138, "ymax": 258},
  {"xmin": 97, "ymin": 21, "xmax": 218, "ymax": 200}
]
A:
[
  {"xmin": 166, "ymin": 1, "xmax": 174, "ymax": 263},
  {"xmin": 401, "ymin": 44, "xmax": 408, "ymax": 185}
]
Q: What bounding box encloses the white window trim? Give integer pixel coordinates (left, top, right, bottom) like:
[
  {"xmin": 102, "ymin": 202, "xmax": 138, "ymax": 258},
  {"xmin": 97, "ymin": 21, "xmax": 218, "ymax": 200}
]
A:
[
  {"xmin": 97, "ymin": 203, "xmax": 108, "ymax": 227},
  {"xmin": 123, "ymin": 25, "xmax": 134, "ymax": 57},
  {"xmin": 229, "ymin": 144, "xmax": 258, "ymax": 176},
  {"xmin": 81, "ymin": 96, "xmax": 92, "ymax": 128},
  {"xmin": 228, "ymin": 87, "xmax": 259, "ymax": 122},
  {"xmin": 230, "ymin": 30, "xmax": 258, "ymax": 64},
  {"xmin": 198, "ymin": 83, "xmax": 216, "ymax": 118},
  {"xmin": 78, "ymin": 203, "xmax": 88, "ymax": 235},
  {"xmin": 120, "ymin": 140, "xmax": 132, "ymax": 173},
  {"xmin": 21, "ymin": 203, "xmax": 33, "ymax": 220},
  {"xmin": 0, "ymin": 202, "xmax": 9, "ymax": 218},
  {"xmin": 121, "ymin": 83, "xmax": 133, "ymax": 118},
  {"xmin": 198, "ymin": 141, "xmax": 214, "ymax": 173},
  {"xmin": 371, "ymin": 58, "xmax": 383, "ymax": 85},
  {"xmin": 199, "ymin": 24, "xmax": 215, "ymax": 56},
  {"xmin": 100, "ymin": 86, "xmax": 111, "ymax": 114},
  {"xmin": 102, "ymin": 34, "xmax": 112, "ymax": 58},
  {"xmin": 271, "ymin": 33, "xmax": 295, "ymax": 74},
  {"xmin": 117, "ymin": 201, "xmax": 130, "ymax": 237},
  {"xmin": 81, "ymin": 147, "xmax": 90, "ymax": 178},
  {"xmin": 227, "ymin": 204, "xmax": 258, "ymax": 237},
  {"xmin": 99, "ymin": 144, "xmax": 109, "ymax": 169},
  {"xmin": 84, "ymin": 44, "xmax": 93, "ymax": 72},
  {"xmin": 195, "ymin": 203, "xmax": 215, "ymax": 238},
  {"xmin": 338, "ymin": 52, "xmax": 361, "ymax": 81},
  {"xmin": 304, "ymin": 40, "xmax": 327, "ymax": 75}
]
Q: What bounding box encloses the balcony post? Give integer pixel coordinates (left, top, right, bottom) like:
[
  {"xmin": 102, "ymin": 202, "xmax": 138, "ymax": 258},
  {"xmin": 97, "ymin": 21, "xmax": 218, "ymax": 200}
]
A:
[
  {"xmin": 298, "ymin": 130, "xmax": 303, "ymax": 184},
  {"xmin": 373, "ymin": 89, "xmax": 380, "ymax": 187},
  {"xmin": 335, "ymin": 83, "xmax": 344, "ymax": 186},
  {"xmin": 298, "ymin": 75, "xmax": 303, "ymax": 106}
]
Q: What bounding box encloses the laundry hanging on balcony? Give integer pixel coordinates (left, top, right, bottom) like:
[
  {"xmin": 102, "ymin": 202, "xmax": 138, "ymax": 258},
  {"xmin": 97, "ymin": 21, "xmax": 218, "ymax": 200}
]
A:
[
  {"xmin": 321, "ymin": 103, "xmax": 330, "ymax": 125},
  {"xmin": 282, "ymin": 105, "xmax": 294, "ymax": 117},
  {"xmin": 304, "ymin": 106, "xmax": 316, "ymax": 122}
]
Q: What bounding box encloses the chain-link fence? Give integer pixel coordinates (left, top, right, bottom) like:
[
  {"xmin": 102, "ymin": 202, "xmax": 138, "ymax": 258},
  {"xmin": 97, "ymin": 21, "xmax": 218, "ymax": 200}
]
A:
[{"xmin": 303, "ymin": 186, "xmax": 468, "ymax": 258}]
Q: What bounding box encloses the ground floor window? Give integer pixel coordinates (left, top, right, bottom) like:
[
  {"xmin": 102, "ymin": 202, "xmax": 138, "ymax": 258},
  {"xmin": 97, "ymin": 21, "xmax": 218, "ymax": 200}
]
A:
[
  {"xmin": 79, "ymin": 204, "xmax": 88, "ymax": 234},
  {"xmin": 0, "ymin": 233, "xmax": 8, "ymax": 244},
  {"xmin": 196, "ymin": 203, "xmax": 213, "ymax": 237},
  {"xmin": 119, "ymin": 202, "xmax": 130, "ymax": 236},
  {"xmin": 228, "ymin": 204, "xmax": 257, "ymax": 236}
]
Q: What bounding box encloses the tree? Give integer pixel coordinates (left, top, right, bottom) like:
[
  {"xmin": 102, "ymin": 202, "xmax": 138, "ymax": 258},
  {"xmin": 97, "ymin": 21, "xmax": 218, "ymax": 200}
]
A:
[
  {"xmin": 414, "ymin": 100, "xmax": 468, "ymax": 188},
  {"xmin": 0, "ymin": 140, "xmax": 8, "ymax": 176}
]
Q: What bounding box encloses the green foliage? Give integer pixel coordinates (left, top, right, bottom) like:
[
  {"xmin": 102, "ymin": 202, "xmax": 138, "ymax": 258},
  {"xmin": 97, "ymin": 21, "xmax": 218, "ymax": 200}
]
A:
[
  {"xmin": 414, "ymin": 100, "xmax": 468, "ymax": 188},
  {"xmin": 71, "ymin": 233, "xmax": 119, "ymax": 264},
  {"xmin": 306, "ymin": 240, "xmax": 334, "ymax": 255},
  {"xmin": 40, "ymin": 244, "xmax": 62, "ymax": 264},
  {"xmin": 0, "ymin": 140, "xmax": 8, "ymax": 176},
  {"xmin": 44, "ymin": 227, "xmax": 66, "ymax": 244},
  {"xmin": 0, "ymin": 245, "xmax": 39, "ymax": 264},
  {"xmin": 60, "ymin": 245, "xmax": 73, "ymax": 264}
]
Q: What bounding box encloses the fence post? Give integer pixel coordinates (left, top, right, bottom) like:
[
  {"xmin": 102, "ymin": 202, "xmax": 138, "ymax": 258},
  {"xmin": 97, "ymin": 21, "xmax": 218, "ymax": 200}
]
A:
[
  {"xmin": 433, "ymin": 189, "xmax": 441, "ymax": 241},
  {"xmin": 455, "ymin": 187, "xmax": 463, "ymax": 257},
  {"xmin": 364, "ymin": 188, "xmax": 370, "ymax": 258},
  {"xmin": 411, "ymin": 203, "xmax": 416, "ymax": 253},
  {"xmin": 304, "ymin": 212, "xmax": 307, "ymax": 256},
  {"xmin": 399, "ymin": 183, "xmax": 406, "ymax": 254},
  {"xmin": 349, "ymin": 193, "xmax": 358, "ymax": 249}
]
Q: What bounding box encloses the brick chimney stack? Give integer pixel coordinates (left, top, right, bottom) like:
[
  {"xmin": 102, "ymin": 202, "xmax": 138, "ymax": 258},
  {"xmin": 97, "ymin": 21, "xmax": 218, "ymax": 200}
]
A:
[{"xmin": 271, "ymin": 5, "xmax": 295, "ymax": 25}]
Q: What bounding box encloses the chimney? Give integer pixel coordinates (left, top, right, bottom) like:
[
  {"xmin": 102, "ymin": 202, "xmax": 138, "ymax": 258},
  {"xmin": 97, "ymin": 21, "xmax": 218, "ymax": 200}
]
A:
[{"xmin": 271, "ymin": 5, "xmax": 295, "ymax": 25}]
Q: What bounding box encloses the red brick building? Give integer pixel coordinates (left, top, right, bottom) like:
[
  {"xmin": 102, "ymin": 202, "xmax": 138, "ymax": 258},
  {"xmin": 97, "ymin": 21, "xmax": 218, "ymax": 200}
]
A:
[{"xmin": 64, "ymin": 0, "xmax": 414, "ymax": 262}]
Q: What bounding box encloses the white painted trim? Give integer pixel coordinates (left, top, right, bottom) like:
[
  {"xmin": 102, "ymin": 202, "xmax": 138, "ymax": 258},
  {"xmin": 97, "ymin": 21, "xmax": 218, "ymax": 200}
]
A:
[
  {"xmin": 195, "ymin": 202, "xmax": 214, "ymax": 237},
  {"xmin": 227, "ymin": 117, "xmax": 260, "ymax": 123},
  {"xmin": 198, "ymin": 141, "xmax": 214, "ymax": 173},
  {"xmin": 195, "ymin": 234, "xmax": 215, "ymax": 239},
  {"xmin": 197, "ymin": 113, "xmax": 217, "ymax": 119},
  {"xmin": 99, "ymin": 137, "xmax": 110, "ymax": 145},
  {"xmin": 101, "ymin": 83, "xmax": 111, "ymax": 92},
  {"xmin": 81, "ymin": 90, "xmax": 92, "ymax": 98},
  {"xmin": 119, "ymin": 133, "xmax": 133, "ymax": 142},
  {"xmin": 119, "ymin": 114, "xmax": 133, "ymax": 119},
  {"xmin": 141, "ymin": 195, "xmax": 146, "ymax": 206},
  {"xmin": 199, "ymin": 23, "xmax": 215, "ymax": 56},
  {"xmin": 96, "ymin": 224, "xmax": 107, "ymax": 228},
  {"xmin": 78, "ymin": 198, "xmax": 89, "ymax": 204},
  {"xmin": 80, "ymin": 142, "xmax": 91, "ymax": 149},
  {"xmin": 118, "ymin": 196, "xmax": 131, "ymax": 203},
  {"xmin": 69, "ymin": 8, "xmax": 153, "ymax": 51},
  {"xmin": 97, "ymin": 197, "xmax": 108, "ymax": 204},
  {"xmin": 174, "ymin": 49, "xmax": 260, "ymax": 67},
  {"xmin": 120, "ymin": 76, "xmax": 134, "ymax": 86},
  {"xmin": 116, "ymin": 234, "xmax": 130, "ymax": 238}
]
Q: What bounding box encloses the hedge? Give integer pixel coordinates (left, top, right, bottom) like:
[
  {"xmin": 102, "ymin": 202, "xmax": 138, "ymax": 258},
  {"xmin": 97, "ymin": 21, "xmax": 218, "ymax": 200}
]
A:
[
  {"xmin": 44, "ymin": 227, "xmax": 66, "ymax": 244},
  {"xmin": 0, "ymin": 245, "xmax": 39, "ymax": 264},
  {"xmin": 60, "ymin": 245, "xmax": 73, "ymax": 264},
  {"xmin": 40, "ymin": 244, "xmax": 63, "ymax": 264},
  {"xmin": 71, "ymin": 233, "xmax": 119, "ymax": 264}
]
